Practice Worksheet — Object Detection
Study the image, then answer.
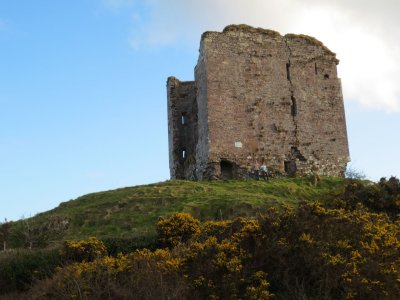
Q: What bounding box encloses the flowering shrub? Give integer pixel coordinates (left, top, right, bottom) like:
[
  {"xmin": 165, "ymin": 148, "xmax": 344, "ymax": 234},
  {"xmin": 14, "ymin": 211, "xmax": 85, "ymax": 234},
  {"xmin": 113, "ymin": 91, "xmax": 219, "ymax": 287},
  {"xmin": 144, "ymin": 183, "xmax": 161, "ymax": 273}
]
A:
[
  {"xmin": 60, "ymin": 236, "xmax": 107, "ymax": 263},
  {"xmin": 31, "ymin": 249, "xmax": 187, "ymax": 299},
  {"xmin": 157, "ymin": 212, "xmax": 200, "ymax": 247},
  {"xmin": 24, "ymin": 204, "xmax": 400, "ymax": 299},
  {"xmin": 258, "ymin": 203, "xmax": 400, "ymax": 299}
]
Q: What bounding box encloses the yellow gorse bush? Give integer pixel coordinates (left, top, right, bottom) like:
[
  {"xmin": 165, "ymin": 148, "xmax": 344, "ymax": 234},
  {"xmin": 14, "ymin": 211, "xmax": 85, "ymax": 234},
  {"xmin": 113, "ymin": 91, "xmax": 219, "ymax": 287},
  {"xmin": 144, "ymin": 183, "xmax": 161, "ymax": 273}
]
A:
[
  {"xmin": 29, "ymin": 203, "xmax": 399, "ymax": 299},
  {"xmin": 60, "ymin": 236, "xmax": 107, "ymax": 263},
  {"xmin": 157, "ymin": 212, "xmax": 200, "ymax": 247}
]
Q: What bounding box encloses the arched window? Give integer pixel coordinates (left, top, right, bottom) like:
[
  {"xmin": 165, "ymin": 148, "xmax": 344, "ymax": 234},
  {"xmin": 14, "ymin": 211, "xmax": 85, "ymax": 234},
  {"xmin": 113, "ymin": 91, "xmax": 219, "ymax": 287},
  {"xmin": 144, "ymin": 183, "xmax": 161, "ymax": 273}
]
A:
[{"xmin": 181, "ymin": 148, "xmax": 187, "ymax": 160}]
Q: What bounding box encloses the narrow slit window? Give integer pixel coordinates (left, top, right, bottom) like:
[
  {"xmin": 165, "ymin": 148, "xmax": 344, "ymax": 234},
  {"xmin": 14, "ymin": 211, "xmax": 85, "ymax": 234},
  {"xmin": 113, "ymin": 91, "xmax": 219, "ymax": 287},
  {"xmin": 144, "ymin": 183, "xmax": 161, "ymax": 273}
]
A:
[
  {"xmin": 181, "ymin": 113, "xmax": 187, "ymax": 125},
  {"xmin": 286, "ymin": 63, "xmax": 291, "ymax": 80},
  {"xmin": 291, "ymin": 96, "xmax": 297, "ymax": 116},
  {"xmin": 314, "ymin": 63, "xmax": 318, "ymax": 75},
  {"xmin": 181, "ymin": 148, "xmax": 187, "ymax": 160}
]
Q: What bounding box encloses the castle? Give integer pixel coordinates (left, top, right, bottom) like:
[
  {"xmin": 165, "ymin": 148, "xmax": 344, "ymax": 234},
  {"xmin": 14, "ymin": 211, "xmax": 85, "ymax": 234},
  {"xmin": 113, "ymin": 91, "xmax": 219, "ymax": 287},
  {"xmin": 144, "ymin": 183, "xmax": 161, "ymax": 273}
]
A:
[{"xmin": 167, "ymin": 25, "xmax": 349, "ymax": 180}]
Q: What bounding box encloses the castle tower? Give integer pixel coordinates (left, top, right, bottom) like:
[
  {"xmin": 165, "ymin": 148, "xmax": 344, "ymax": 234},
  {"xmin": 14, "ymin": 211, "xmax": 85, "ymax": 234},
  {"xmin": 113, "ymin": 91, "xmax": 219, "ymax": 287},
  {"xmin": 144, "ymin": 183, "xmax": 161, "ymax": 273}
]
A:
[{"xmin": 167, "ymin": 25, "xmax": 350, "ymax": 180}]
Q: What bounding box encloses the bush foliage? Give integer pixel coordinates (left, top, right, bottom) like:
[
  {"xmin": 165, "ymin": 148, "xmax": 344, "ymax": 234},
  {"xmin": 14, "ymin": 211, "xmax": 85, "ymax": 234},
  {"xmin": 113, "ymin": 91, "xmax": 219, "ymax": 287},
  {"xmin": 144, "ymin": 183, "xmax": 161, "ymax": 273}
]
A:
[
  {"xmin": 22, "ymin": 203, "xmax": 400, "ymax": 299},
  {"xmin": 0, "ymin": 248, "xmax": 60, "ymax": 294},
  {"xmin": 157, "ymin": 212, "xmax": 201, "ymax": 247},
  {"xmin": 60, "ymin": 237, "xmax": 107, "ymax": 263},
  {"xmin": 339, "ymin": 176, "xmax": 400, "ymax": 218}
]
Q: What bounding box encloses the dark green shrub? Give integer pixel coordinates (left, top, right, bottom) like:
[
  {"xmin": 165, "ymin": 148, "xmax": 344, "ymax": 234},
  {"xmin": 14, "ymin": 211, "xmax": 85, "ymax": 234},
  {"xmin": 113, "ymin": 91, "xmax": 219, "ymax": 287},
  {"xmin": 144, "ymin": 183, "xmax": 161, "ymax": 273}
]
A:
[
  {"xmin": 7, "ymin": 215, "xmax": 70, "ymax": 249},
  {"xmin": 0, "ymin": 221, "xmax": 12, "ymax": 251},
  {"xmin": 0, "ymin": 248, "xmax": 60, "ymax": 294},
  {"xmin": 341, "ymin": 176, "xmax": 400, "ymax": 218}
]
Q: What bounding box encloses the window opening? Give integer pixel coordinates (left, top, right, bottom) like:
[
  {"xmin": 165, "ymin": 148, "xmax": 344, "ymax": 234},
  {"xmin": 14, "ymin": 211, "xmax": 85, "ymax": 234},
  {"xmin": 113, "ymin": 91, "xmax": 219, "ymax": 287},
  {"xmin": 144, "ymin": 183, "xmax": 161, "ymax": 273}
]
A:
[
  {"xmin": 286, "ymin": 63, "xmax": 291, "ymax": 81},
  {"xmin": 291, "ymin": 96, "xmax": 297, "ymax": 116},
  {"xmin": 324, "ymin": 74, "xmax": 329, "ymax": 79},
  {"xmin": 181, "ymin": 112, "xmax": 187, "ymax": 125},
  {"xmin": 314, "ymin": 63, "xmax": 318, "ymax": 75},
  {"xmin": 181, "ymin": 148, "xmax": 187, "ymax": 160},
  {"xmin": 291, "ymin": 147, "xmax": 306, "ymax": 161}
]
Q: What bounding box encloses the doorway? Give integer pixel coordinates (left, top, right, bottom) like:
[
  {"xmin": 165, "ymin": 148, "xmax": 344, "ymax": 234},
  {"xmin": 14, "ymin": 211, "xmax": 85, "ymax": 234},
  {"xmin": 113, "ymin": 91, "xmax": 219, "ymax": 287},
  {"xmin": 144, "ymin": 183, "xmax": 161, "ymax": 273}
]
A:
[
  {"xmin": 220, "ymin": 160, "xmax": 234, "ymax": 179},
  {"xmin": 284, "ymin": 160, "xmax": 297, "ymax": 176}
]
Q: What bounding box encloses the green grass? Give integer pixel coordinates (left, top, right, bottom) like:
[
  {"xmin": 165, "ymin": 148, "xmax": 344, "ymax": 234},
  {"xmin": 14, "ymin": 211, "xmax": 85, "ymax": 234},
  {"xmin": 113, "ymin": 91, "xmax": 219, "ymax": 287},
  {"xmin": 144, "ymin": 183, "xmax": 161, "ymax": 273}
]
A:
[{"xmin": 8, "ymin": 177, "xmax": 348, "ymax": 246}]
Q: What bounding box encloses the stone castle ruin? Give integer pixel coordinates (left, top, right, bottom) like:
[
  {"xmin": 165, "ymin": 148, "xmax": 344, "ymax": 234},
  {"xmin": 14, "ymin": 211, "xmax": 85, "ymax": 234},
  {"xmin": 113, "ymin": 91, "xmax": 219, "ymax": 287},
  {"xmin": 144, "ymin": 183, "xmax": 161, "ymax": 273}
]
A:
[{"xmin": 167, "ymin": 24, "xmax": 349, "ymax": 180}]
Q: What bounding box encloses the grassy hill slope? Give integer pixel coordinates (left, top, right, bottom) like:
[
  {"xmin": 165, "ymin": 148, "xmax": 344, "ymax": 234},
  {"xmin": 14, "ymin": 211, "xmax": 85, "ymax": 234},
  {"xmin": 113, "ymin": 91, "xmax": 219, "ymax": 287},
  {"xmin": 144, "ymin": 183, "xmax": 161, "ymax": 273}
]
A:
[
  {"xmin": 3, "ymin": 176, "xmax": 400, "ymax": 299},
  {"xmin": 10, "ymin": 177, "xmax": 348, "ymax": 246}
]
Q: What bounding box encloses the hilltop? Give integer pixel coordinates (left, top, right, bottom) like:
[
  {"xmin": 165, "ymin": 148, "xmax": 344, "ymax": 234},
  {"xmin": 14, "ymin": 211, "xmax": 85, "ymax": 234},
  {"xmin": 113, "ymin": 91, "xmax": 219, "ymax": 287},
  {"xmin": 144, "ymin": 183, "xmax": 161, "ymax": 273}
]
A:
[{"xmin": 7, "ymin": 176, "xmax": 347, "ymax": 248}]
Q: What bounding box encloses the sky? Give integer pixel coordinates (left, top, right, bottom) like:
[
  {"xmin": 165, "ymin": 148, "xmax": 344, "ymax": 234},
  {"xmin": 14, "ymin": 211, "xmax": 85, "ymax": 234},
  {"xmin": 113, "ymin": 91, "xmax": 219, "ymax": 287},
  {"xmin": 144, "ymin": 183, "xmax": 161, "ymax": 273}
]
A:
[{"xmin": 1, "ymin": 0, "xmax": 399, "ymax": 221}]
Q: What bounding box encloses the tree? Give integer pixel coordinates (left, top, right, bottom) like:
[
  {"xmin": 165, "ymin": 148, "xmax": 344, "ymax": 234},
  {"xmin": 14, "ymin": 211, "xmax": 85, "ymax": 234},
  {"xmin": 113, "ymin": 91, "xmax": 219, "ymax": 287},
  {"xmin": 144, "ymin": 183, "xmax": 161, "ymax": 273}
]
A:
[{"xmin": 0, "ymin": 219, "xmax": 12, "ymax": 251}]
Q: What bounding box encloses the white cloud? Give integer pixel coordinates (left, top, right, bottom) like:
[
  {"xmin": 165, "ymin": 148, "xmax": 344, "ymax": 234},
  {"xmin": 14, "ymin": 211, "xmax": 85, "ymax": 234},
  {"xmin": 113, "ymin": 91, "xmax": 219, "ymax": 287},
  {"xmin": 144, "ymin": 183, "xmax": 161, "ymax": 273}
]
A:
[
  {"xmin": 290, "ymin": 0, "xmax": 400, "ymax": 112},
  {"xmin": 285, "ymin": 4, "xmax": 400, "ymax": 112},
  {"xmin": 116, "ymin": 0, "xmax": 400, "ymax": 112}
]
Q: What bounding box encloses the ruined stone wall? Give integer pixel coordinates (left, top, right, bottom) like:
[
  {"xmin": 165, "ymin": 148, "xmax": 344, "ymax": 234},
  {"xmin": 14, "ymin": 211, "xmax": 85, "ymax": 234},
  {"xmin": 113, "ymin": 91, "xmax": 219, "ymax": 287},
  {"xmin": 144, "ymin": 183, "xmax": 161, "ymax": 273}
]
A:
[
  {"xmin": 167, "ymin": 24, "xmax": 350, "ymax": 180},
  {"xmin": 193, "ymin": 43, "xmax": 211, "ymax": 180},
  {"xmin": 199, "ymin": 26, "xmax": 296, "ymax": 178},
  {"xmin": 167, "ymin": 77, "xmax": 197, "ymax": 179},
  {"xmin": 285, "ymin": 35, "xmax": 349, "ymax": 176}
]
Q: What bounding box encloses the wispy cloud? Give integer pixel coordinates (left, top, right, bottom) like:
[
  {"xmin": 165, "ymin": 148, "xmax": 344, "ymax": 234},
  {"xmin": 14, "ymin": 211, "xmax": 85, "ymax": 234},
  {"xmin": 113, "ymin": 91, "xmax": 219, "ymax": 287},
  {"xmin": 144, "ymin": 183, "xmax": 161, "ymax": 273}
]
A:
[{"xmin": 105, "ymin": 0, "xmax": 400, "ymax": 112}]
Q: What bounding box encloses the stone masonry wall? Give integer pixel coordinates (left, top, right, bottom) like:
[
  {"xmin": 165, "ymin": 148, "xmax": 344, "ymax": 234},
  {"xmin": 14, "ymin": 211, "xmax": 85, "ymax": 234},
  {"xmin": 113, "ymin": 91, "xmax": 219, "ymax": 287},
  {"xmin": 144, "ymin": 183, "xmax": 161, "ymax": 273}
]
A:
[
  {"xmin": 286, "ymin": 34, "xmax": 349, "ymax": 176},
  {"xmin": 194, "ymin": 43, "xmax": 211, "ymax": 180},
  {"xmin": 167, "ymin": 77, "xmax": 197, "ymax": 179},
  {"xmin": 167, "ymin": 24, "xmax": 350, "ymax": 180}
]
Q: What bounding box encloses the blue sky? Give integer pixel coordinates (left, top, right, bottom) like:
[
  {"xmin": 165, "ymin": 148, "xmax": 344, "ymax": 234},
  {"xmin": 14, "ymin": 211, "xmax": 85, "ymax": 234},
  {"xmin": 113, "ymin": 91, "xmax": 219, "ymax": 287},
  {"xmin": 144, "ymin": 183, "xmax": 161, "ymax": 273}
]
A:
[{"xmin": 1, "ymin": 0, "xmax": 399, "ymax": 221}]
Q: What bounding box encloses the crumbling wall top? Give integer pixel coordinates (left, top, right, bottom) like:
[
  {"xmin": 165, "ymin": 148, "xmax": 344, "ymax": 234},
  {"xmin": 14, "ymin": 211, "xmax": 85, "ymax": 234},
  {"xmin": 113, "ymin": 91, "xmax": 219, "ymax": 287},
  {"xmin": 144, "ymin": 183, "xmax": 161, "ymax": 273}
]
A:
[
  {"xmin": 200, "ymin": 24, "xmax": 337, "ymax": 61},
  {"xmin": 201, "ymin": 24, "xmax": 280, "ymax": 40},
  {"xmin": 223, "ymin": 24, "xmax": 281, "ymax": 38},
  {"xmin": 284, "ymin": 33, "xmax": 337, "ymax": 58}
]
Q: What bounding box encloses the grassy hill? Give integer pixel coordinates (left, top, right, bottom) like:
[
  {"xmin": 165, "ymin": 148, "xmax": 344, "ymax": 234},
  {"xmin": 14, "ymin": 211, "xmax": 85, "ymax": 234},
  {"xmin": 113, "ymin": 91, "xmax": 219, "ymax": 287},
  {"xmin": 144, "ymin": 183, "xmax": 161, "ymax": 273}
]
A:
[
  {"xmin": 3, "ymin": 176, "xmax": 400, "ymax": 299},
  {"xmin": 7, "ymin": 177, "xmax": 349, "ymax": 248}
]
